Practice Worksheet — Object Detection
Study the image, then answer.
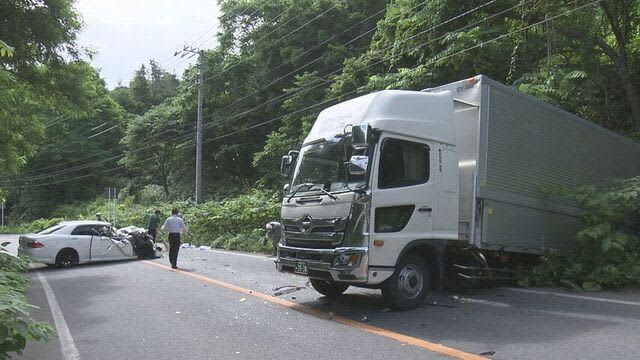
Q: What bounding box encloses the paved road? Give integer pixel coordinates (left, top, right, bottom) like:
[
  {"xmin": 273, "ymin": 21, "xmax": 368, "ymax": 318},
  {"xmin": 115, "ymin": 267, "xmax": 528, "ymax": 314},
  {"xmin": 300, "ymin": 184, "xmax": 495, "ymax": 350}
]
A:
[{"xmin": 3, "ymin": 234, "xmax": 639, "ymax": 360}]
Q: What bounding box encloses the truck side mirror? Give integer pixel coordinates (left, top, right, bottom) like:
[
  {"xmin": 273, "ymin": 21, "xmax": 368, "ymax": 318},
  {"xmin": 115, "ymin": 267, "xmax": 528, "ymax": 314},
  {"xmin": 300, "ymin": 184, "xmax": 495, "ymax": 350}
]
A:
[
  {"xmin": 280, "ymin": 150, "xmax": 299, "ymax": 178},
  {"xmin": 348, "ymin": 155, "xmax": 369, "ymax": 176},
  {"xmin": 352, "ymin": 124, "xmax": 372, "ymax": 150},
  {"xmin": 280, "ymin": 155, "xmax": 292, "ymax": 177}
]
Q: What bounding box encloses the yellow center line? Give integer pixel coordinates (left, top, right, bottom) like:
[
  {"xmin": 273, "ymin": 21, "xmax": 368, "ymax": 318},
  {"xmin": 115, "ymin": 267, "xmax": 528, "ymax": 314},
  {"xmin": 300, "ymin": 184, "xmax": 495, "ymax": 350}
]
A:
[{"xmin": 142, "ymin": 260, "xmax": 487, "ymax": 360}]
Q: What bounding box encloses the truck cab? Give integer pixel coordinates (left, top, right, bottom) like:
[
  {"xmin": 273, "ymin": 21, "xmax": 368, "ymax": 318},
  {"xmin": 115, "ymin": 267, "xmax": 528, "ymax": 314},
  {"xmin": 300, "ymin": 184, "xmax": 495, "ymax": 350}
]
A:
[{"xmin": 276, "ymin": 90, "xmax": 462, "ymax": 309}]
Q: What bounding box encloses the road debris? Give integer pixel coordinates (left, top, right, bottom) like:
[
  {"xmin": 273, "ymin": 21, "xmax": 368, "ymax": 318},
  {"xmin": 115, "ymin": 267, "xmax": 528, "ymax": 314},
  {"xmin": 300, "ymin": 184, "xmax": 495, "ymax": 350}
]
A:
[
  {"xmin": 478, "ymin": 351, "xmax": 496, "ymax": 356},
  {"xmin": 180, "ymin": 243, "xmax": 194, "ymax": 249},
  {"xmin": 361, "ymin": 315, "xmax": 369, "ymax": 322},
  {"xmin": 199, "ymin": 245, "xmax": 212, "ymax": 250},
  {"xmin": 239, "ymin": 298, "xmax": 247, "ymax": 302},
  {"xmin": 273, "ymin": 284, "xmax": 305, "ymax": 296}
]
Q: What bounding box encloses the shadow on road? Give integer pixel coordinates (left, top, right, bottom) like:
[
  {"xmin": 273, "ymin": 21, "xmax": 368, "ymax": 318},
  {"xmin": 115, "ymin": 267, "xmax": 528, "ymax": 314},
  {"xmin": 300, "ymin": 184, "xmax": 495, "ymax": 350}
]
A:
[{"xmin": 295, "ymin": 285, "xmax": 625, "ymax": 349}]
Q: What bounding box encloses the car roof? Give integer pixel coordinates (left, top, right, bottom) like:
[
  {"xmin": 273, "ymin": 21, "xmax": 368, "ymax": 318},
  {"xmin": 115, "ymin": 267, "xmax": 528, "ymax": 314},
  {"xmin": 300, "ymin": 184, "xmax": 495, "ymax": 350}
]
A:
[{"xmin": 58, "ymin": 220, "xmax": 112, "ymax": 226}]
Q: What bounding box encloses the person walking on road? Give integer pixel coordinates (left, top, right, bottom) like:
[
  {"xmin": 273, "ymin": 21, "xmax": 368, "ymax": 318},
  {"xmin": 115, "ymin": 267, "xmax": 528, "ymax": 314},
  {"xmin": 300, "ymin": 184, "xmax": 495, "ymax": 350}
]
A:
[{"xmin": 161, "ymin": 208, "xmax": 187, "ymax": 269}]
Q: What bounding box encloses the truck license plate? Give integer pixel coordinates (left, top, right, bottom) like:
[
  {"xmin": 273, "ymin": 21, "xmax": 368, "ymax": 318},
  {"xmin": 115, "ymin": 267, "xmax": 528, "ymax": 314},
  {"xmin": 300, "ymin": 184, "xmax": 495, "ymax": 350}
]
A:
[{"xmin": 294, "ymin": 260, "xmax": 308, "ymax": 275}]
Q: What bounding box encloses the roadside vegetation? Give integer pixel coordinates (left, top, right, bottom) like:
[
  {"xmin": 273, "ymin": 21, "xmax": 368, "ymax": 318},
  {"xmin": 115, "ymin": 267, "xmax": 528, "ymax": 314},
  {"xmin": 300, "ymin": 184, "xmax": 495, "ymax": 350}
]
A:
[
  {"xmin": 0, "ymin": 243, "xmax": 55, "ymax": 358},
  {"xmin": 520, "ymin": 177, "xmax": 640, "ymax": 290},
  {"xmin": 0, "ymin": 0, "xmax": 638, "ymax": 318}
]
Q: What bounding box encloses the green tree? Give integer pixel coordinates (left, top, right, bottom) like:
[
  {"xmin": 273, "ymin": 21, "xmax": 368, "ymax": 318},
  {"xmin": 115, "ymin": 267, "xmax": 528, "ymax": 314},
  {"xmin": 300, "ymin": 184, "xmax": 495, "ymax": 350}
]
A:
[{"xmin": 120, "ymin": 101, "xmax": 184, "ymax": 197}]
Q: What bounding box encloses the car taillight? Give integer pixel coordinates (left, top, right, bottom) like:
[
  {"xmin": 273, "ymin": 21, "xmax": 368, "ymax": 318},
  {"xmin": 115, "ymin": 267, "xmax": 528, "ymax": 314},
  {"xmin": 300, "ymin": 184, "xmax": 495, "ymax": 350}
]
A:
[{"xmin": 27, "ymin": 241, "xmax": 45, "ymax": 248}]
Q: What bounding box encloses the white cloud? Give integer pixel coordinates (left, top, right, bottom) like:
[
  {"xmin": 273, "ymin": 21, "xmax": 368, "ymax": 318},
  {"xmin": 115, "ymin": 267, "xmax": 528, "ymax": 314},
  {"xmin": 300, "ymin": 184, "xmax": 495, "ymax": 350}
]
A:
[{"xmin": 75, "ymin": 0, "xmax": 220, "ymax": 88}]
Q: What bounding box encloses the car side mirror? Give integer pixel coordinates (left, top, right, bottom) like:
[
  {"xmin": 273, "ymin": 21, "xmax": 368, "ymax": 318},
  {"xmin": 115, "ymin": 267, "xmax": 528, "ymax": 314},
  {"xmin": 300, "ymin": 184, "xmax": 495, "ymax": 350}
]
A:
[
  {"xmin": 283, "ymin": 183, "xmax": 290, "ymax": 195},
  {"xmin": 352, "ymin": 124, "xmax": 372, "ymax": 150},
  {"xmin": 348, "ymin": 155, "xmax": 369, "ymax": 176}
]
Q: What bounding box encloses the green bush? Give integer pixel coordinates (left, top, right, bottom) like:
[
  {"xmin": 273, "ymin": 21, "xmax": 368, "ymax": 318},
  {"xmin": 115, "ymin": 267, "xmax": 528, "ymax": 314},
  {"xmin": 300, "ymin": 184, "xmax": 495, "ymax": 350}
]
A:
[
  {"xmin": 7, "ymin": 189, "xmax": 280, "ymax": 253},
  {"xmin": 521, "ymin": 177, "xmax": 640, "ymax": 290},
  {"xmin": 0, "ymin": 243, "xmax": 55, "ymax": 358}
]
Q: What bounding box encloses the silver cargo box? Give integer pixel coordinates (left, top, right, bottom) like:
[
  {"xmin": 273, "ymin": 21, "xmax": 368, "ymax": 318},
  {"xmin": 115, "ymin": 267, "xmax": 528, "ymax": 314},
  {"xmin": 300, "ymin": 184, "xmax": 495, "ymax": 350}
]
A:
[{"xmin": 424, "ymin": 75, "xmax": 640, "ymax": 254}]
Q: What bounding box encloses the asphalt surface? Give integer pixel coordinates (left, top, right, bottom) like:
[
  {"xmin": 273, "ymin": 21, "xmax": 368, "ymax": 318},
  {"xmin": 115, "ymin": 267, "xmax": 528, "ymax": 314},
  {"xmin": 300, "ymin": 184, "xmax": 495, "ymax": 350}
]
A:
[{"xmin": 3, "ymin": 234, "xmax": 640, "ymax": 360}]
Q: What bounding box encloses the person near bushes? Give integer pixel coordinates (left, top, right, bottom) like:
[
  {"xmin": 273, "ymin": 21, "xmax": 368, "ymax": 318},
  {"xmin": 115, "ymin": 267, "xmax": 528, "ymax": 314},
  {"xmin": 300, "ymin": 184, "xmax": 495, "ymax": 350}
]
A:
[
  {"xmin": 264, "ymin": 221, "xmax": 282, "ymax": 256},
  {"xmin": 148, "ymin": 209, "xmax": 167, "ymax": 251},
  {"xmin": 161, "ymin": 208, "xmax": 187, "ymax": 269}
]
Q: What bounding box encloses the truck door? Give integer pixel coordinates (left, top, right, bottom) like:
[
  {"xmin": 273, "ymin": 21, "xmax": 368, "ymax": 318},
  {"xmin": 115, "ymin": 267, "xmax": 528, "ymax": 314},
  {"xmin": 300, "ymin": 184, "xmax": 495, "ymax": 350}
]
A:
[{"xmin": 369, "ymin": 135, "xmax": 435, "ymax": 266}]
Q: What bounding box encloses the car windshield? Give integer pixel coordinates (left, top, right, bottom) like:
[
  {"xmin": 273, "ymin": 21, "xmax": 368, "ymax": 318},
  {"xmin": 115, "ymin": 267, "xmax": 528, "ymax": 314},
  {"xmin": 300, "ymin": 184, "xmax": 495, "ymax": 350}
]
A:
[
  {"xmin": 37, "ymin": 224, "xmax": 66, "ymax": 235},
  {"xmin": 290, "ymin": 136, "xmax": 366, "ymax": 195}
]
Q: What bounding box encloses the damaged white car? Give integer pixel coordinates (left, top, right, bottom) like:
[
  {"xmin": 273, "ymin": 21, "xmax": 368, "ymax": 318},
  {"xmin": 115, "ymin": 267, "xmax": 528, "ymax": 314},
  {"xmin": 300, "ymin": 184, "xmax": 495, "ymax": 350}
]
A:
[{"xmin": 18, "ymin": 220, "xmax": 159, "ymax": 268}]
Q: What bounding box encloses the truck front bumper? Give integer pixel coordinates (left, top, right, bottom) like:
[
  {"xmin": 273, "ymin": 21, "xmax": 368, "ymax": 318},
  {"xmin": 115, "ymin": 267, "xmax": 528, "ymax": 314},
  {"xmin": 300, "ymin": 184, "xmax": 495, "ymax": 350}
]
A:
[{"xmin": 276, "ymin": 245, "xmax": 368, "ymax": 283}]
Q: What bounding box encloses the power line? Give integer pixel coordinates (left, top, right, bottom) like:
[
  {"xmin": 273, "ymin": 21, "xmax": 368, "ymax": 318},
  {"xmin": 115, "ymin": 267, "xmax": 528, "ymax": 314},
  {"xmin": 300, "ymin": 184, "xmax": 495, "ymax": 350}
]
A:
[
  {"xmin": 5, "ymin": 0, "xmax": 596, "ymax": 187},
  {"xmin": 3, "ymin": 0, "xmax": 514, "ymax": 183}
]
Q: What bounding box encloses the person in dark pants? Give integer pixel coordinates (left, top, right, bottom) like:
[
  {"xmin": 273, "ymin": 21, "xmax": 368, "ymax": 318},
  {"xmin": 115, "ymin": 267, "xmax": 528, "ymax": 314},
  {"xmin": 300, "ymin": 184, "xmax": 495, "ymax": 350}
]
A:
[
  {"xmin": 147, "ymin": 209, "xmax": 167, "ymax": 250},
  {"xmin": 161, "ymin": 208, "xmax": 187, "ymax": 269}
]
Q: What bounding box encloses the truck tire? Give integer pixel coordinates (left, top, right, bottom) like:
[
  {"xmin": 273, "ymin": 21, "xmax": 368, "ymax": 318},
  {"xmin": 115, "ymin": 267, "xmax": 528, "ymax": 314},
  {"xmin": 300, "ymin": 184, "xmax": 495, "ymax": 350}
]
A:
[
  {"xmin": 55, "ymin": 248, "xmax": 79, "ymax": 269},
  {"xmin": 382, "ymin": 254, "xmax": 431, "ymax": 310},
  {"xmin": 310, "ymin": 279, "xmax": 349, "ymax": 298}
]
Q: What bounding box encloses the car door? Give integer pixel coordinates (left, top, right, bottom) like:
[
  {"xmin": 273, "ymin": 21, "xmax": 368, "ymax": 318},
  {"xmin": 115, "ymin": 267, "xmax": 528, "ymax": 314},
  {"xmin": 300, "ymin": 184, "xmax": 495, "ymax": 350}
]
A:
[
  {"xmin": 90, "ymin": 225, "xmax": 134, "ymax": 260},
  {"xmin": 369, "ymin": 135, "xmax": 435, "ymax": 266},
  {"xmin": 69, "ymin": 225, "xmax": 94, "ymax": 262}
]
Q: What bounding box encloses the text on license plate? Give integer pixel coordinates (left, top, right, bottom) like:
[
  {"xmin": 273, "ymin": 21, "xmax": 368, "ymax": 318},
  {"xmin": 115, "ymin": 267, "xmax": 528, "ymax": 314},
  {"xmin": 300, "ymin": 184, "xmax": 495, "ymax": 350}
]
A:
[{"xmin": 294, "ymin": 260, "xmax": 308, "ymax": 275}]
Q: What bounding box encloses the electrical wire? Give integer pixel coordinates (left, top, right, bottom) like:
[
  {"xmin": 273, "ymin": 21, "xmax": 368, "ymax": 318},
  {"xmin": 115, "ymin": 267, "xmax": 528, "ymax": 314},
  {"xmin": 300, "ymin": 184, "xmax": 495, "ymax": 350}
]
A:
[{"xmin": 5, "ymin": 0, "xmax": 599, "ymax": 188}]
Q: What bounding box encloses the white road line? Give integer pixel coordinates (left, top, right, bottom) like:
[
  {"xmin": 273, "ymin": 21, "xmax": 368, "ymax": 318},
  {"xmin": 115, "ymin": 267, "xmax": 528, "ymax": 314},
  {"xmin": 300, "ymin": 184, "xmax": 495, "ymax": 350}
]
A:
[
  {"xmin": 506, "ymin": 287, "xmax": 640, "ymax": 307},
  {"xmin": 36, "ymin": 272, "xmax": 81, "ymax": 360}
]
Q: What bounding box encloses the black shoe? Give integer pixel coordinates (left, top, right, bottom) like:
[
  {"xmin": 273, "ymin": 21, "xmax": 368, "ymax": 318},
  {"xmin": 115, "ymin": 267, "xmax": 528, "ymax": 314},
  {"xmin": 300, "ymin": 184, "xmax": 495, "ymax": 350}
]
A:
[{"xmin": 171, "ymin": 265, "xmax": 178, "ymax": 269}]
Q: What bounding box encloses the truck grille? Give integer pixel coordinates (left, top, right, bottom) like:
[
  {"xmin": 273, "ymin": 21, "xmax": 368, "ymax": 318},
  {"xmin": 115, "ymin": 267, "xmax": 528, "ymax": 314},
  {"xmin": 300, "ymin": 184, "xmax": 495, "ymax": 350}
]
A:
[{"xmin": 282, "ymin": 216, "xmax": 347, "ymax": 249}]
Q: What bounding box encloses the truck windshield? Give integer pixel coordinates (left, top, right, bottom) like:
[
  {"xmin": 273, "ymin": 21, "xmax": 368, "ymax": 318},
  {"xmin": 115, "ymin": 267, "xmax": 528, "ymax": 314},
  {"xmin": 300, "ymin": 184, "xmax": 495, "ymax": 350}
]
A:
[{"xmin": 290, "ymin": 137, "xmax": 365, "ymax": 195}]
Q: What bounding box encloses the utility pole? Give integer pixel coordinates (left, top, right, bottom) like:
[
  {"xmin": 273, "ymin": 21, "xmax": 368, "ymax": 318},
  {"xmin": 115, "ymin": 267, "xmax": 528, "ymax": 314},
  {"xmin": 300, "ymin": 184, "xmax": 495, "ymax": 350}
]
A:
[
  {"xmin": 195, "ymin": 50, "xmax": 204, "ymax": 203},
  {"xmin": 177, "ymin": 45, "xmax": 205, "ymax": 203}
]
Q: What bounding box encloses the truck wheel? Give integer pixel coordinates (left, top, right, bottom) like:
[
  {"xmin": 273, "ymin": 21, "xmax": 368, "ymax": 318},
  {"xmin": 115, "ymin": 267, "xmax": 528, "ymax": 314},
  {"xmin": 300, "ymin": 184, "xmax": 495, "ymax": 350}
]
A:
[
  {"xmin": 55, "ymin": 249, "xmax": 79, "ymax": 268},
  {"xmin": 382, "ymin": 254, "xmax": 431, "ymax": 310},
  {"xmin": 310, "ymin": 279, "xmax": 349, "ymax": 298}
]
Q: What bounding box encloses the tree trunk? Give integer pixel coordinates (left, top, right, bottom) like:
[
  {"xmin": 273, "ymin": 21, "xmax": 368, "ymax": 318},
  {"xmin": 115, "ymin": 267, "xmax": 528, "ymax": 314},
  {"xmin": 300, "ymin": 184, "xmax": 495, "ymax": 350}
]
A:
[{"xmin": 618, "ymin": 68, "xmax": 640, "ymax": 131}]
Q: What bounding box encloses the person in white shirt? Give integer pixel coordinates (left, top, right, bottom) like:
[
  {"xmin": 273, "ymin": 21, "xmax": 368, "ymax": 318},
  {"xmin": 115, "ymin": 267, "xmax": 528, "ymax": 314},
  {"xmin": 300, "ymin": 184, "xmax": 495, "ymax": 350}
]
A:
[{"xmin": 161, "ymin": 208, "xmax": 187, "ymax": 269}]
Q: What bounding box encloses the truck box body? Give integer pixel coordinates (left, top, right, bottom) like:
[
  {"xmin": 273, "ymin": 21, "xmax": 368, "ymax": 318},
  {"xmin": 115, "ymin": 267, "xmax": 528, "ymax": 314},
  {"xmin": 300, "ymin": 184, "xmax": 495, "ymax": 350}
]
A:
[{"xmin": 424, "ymin": 75, "xmax": 640, "ymax": 254}]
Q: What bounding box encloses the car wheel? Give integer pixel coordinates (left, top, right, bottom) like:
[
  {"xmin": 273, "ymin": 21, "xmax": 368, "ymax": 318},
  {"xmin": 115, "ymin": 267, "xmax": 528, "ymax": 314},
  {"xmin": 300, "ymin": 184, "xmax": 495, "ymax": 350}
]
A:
[
  {"xmin": 310, "ymin": 279, "xmax": 349, "ymax": 298},
  {"xmin": 55, "ymin": 249, "xmax": 79, "ymax": 269},
  {"xmin": 382, "ymin": 254, "xmax": 431, "ymax": 310}
]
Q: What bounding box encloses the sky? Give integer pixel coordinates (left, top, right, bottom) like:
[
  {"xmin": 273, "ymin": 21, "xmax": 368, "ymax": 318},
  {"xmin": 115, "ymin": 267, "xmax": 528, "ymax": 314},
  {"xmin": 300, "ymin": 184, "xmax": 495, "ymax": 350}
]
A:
[{"xmin": 75, "ymin": 0, "xmax": 220, "ymax": 89}]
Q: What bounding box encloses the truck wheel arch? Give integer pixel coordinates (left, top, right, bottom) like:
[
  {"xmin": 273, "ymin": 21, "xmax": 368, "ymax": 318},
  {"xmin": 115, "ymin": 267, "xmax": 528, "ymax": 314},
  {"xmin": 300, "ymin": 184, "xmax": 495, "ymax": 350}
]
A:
[{"xmin": 395, "ymin": 239, "xmax": 445, "ymax": 289}]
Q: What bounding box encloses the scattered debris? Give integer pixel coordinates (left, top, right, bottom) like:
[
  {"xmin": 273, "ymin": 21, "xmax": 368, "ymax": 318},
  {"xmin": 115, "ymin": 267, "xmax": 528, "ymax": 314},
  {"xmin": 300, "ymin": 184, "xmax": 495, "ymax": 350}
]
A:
[
  {"xmin": 361, "ymin": 315, "xmax": 369, "ymax": 322},
  {"xmin": 175, "ymin": 311, "xmax": 181, "ymax": 314},
  {"xmin": 478, "ymin": 351, "xmax": 496, "ymax": 356},
  {"xmin": 239, "ymin": 298, "xmax": 247, "ymax": 302},
  {"xmin": 273, "ymin": 285, "xmax": 304, "ymax": 296}
]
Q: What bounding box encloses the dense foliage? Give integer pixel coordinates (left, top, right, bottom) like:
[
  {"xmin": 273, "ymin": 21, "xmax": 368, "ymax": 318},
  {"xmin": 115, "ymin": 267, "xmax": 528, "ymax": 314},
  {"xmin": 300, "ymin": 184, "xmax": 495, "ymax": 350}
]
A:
[
  {"xmin": 1, "ymin": 1, "xmax": 640, "ymax": 288},
  {"xmin": 521, "ymin": 178, "xmax": 640, "ymax": 290},
  {"xmin": 0, "ymin": 244, "xmax": 55, "ymax": 358}
]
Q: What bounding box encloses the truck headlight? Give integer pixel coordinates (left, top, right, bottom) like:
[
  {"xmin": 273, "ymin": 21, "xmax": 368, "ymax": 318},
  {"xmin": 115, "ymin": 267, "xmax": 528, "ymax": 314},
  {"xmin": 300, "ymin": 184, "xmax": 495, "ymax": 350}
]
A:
[{"xmin": 332, "ymin": 253, "xmax": 362, "ymax": 268}]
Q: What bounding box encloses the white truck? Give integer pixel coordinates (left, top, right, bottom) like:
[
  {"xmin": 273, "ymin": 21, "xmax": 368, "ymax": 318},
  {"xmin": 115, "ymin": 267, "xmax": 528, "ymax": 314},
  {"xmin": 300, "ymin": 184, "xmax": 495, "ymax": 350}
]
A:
[{"xmin": 276, "ymin": 75, "xmax": 640, "ymax": 309}]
